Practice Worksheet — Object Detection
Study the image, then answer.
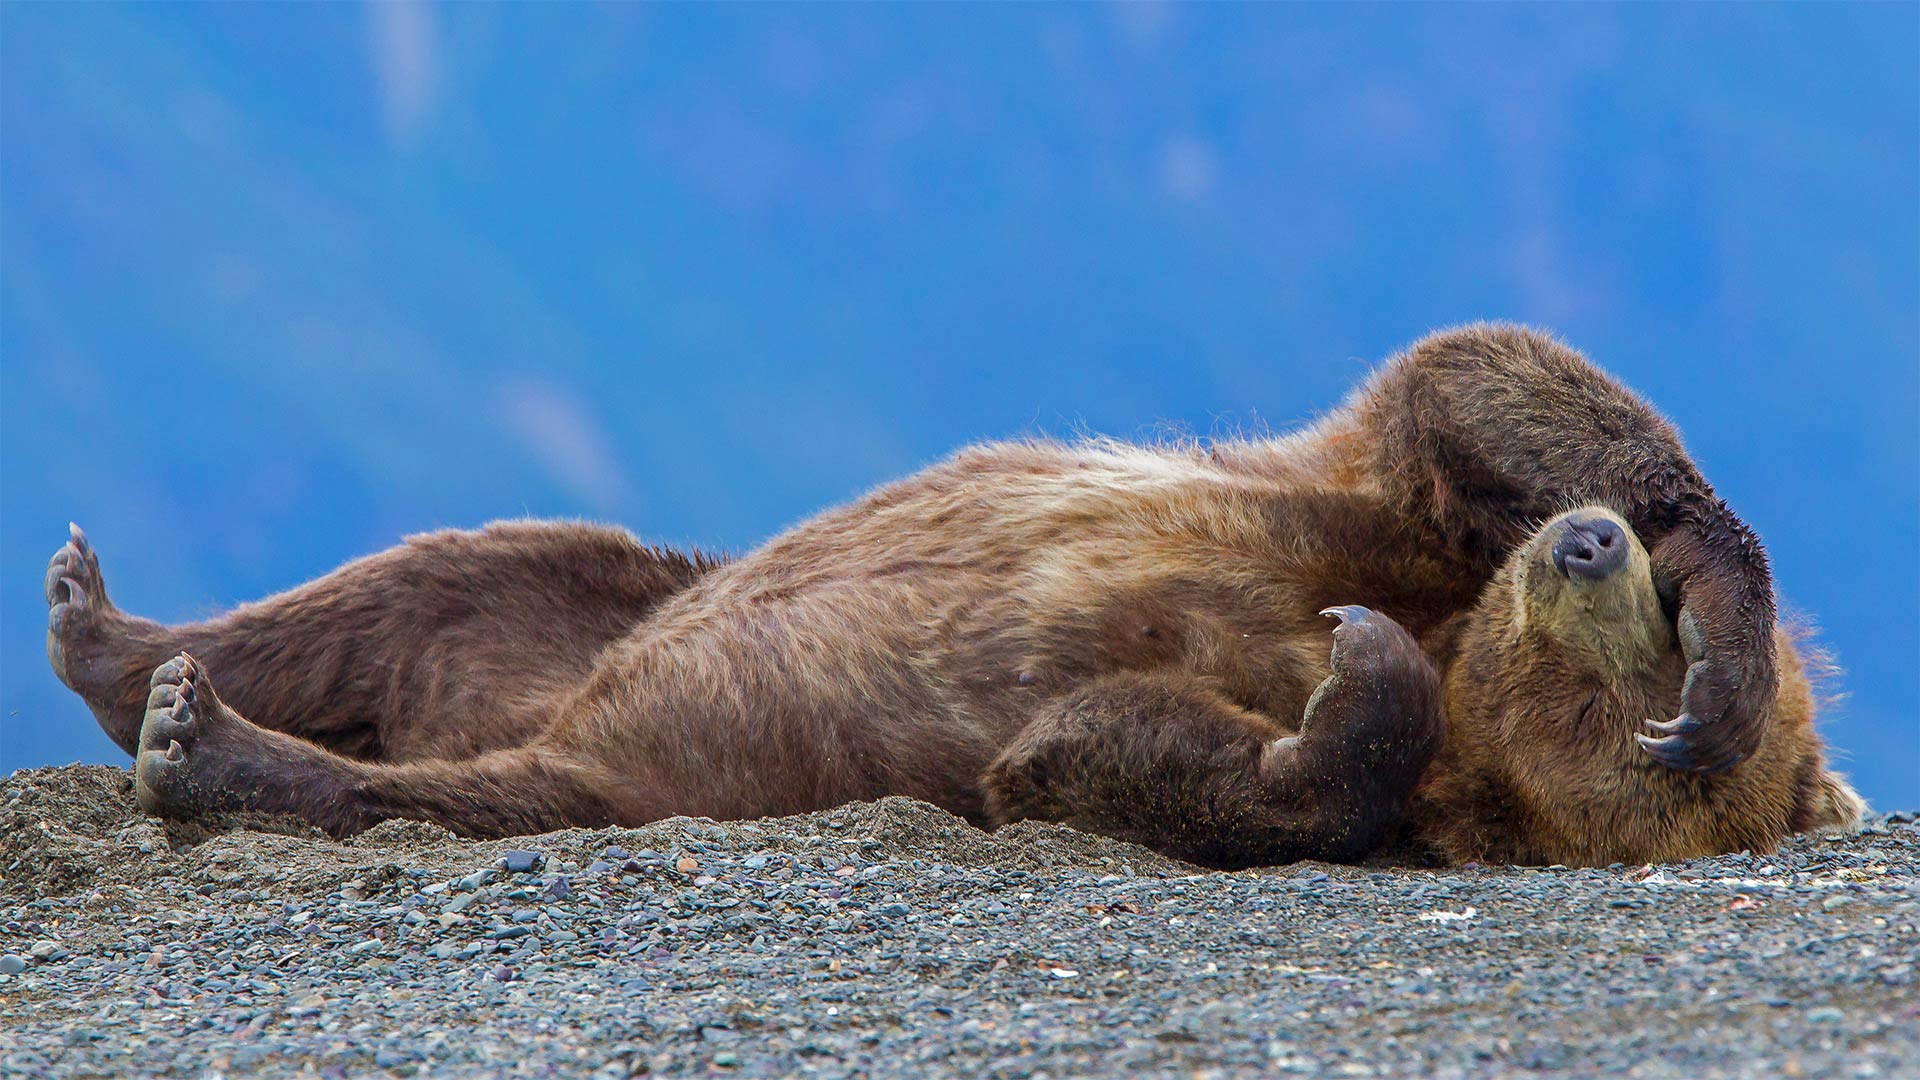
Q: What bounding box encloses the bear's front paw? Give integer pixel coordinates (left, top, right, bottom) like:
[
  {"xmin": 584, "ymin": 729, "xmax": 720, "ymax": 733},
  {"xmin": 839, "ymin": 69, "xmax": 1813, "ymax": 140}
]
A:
[
  {"xmin": 1280, "ymin": 606, "xmax": 1444, "ymax": 781},
  {"xmin": 1637, "ymin": 607, "xmax": 1775, "ymax": 774},
  {"xmin": 1641, "ymin": 506, "xmax": 1777, "ymax": 774},
  {"xmin": 1319, "ymin": 605, "xmax": 1418, "ymax": 677}
]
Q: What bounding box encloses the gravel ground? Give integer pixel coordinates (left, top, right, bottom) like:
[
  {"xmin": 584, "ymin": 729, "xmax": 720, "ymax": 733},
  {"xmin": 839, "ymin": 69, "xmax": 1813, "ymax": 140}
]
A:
[{"xmin": 1, "ymin": 765, "xmax": 1914, "ymax": 1079}]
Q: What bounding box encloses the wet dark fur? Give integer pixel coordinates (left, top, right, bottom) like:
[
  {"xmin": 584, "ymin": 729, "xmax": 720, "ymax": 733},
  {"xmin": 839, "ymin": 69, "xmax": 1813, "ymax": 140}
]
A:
[{"xmin": 45, "ymin": 325, "xmax": 1863, "ymax": 867}]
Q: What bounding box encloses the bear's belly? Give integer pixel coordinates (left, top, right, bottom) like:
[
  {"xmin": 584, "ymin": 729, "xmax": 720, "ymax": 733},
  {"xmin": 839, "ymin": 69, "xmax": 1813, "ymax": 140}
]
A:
[{"xmin": 931, "ymin": 582, "xmax": 1337, "ymax": 742}]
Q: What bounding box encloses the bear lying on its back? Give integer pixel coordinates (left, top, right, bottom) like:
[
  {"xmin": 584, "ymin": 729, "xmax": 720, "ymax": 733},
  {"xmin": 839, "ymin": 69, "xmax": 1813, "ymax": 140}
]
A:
[
  {"xmin": 986, "ymin": 501, "xmax": 1863, "ymax": 867},
  {"xmin": 46, "ymin": 324, "xmax": 1863, "ymax": 867}
]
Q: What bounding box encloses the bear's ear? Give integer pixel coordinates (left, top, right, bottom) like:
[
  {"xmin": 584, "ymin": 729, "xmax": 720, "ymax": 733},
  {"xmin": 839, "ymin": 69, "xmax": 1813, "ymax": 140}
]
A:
[{"xmin": 1792, "ymin": 767, "xmax": 1867, "ymax": 834}]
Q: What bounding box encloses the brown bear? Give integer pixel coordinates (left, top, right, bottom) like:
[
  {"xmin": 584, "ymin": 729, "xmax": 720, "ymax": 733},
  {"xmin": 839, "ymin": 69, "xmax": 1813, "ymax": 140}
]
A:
[{"xmin": 43, "ymin": 324, "xmax": 1864, "ymax": 868}]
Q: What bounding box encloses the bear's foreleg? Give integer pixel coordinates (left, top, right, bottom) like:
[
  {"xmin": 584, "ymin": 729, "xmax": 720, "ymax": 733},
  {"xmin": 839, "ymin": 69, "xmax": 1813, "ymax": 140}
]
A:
[
  {"xmin": 1351, "ymin": 323, "xmax": 1775, "ymax": 774},
  {"xmin": 981, "ymin": 606, "xmax": 1443, "ymax": 869}
]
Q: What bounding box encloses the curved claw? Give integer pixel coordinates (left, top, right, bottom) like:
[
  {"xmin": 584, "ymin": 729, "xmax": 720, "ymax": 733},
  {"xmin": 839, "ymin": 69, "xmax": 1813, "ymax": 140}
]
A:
[
  {"xmin": 1319, "ymin": 605, "xmax": 1374, "ymax": 628},
  {"xmin": 60, "ymin": 577, "xmax": 87, "ymax": 612},
  {"xmin": 164, "ymin": 739, "xmax": 185, "ymax": 763},
  {"xmin": 1637, "ymin": 728, "xmax": 1743, "ymax": 775},
  {"xmin": 69, "ymin": 522, "xmax": 90, "ymax": 555},
  {"xmin": 1636, "ymin": 732, "xmax": 1698, "ymax": 771},
  {"xmin": 1644, "ymin": 715, "xmax": 1701, "ymax": 738}
]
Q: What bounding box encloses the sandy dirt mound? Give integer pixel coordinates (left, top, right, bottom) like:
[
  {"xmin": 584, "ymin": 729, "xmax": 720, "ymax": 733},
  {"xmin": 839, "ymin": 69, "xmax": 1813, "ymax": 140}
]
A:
[{"xmin": 0, "ymin": 764, "xmax": 1186, "ymax": 903}]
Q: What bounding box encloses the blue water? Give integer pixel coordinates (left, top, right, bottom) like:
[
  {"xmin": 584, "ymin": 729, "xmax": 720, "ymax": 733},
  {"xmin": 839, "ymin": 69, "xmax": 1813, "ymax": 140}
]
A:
[{"xmin": 3, "ymin": 4, "xmax": 1915, "ymax": 809}]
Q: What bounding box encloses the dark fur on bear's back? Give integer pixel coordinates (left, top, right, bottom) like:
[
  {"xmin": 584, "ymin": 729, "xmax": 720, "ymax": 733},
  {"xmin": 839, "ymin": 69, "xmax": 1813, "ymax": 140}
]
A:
[{"xmin": 45, "ymin": 324, "xmax": 1864, "ymax": 867}]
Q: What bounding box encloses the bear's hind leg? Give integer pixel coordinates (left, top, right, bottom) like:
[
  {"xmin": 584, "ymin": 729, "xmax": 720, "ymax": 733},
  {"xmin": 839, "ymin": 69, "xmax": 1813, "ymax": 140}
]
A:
[
  {"xmin": 46, "ymin": 520, "xmax": 720, "ymax": 764},
  {"xmin": 46, "ymin": 524, "xmax": 177, "ymax": 756},
  {"xmin": 982, "ymin": 606, "xmax": 1442, "ymax": 868},
  {"xmin": 134, "ymin": 653, "xmax": 623, "ymax": 838}
]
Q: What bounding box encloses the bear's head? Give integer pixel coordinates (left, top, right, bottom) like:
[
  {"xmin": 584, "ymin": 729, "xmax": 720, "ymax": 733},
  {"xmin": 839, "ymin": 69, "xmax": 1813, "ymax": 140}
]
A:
[{"xmin": 1417, "ymin": 506, "xmax": 1865, "ymax": 866}]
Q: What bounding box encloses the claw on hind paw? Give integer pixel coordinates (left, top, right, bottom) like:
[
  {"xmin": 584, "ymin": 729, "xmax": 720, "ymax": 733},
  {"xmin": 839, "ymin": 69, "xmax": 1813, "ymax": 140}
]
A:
[{"xmin": 1319, "ymin": 605, "xmax": 1374, "ymax": 627}]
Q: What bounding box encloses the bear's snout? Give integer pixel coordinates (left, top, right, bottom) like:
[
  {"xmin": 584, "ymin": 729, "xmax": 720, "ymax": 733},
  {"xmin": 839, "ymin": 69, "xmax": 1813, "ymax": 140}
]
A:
[{"xmin": 1550, "ymin": 515, "xmax": 1628, "ymax": 582}]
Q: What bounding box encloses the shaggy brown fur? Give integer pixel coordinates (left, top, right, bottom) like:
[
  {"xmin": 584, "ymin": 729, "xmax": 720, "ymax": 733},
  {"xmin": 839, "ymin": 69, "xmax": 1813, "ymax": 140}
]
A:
[{"xmin": 44, "ymin": 325, "xmax": 1864, "ymax": 867}]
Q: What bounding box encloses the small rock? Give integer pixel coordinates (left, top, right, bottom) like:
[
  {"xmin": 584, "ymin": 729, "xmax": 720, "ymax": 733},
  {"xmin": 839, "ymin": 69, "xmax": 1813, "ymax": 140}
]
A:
[{"xmin": 0, "ymin": 955, "xmax": 25, "ymax": 975}]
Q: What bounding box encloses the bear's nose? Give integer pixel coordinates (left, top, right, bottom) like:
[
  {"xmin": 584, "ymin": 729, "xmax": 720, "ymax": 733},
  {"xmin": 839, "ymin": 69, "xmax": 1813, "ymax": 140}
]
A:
[{"xmin": 1551, "ymin": 515, "xmax": 1629, "ymax": 582}]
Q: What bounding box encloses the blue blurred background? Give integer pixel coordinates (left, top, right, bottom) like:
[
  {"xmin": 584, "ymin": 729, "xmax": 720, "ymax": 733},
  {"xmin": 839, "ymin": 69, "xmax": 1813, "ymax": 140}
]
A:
[{"xmin": 3, "ymin": 4, "xmax": 1915, "ymax": 809}]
